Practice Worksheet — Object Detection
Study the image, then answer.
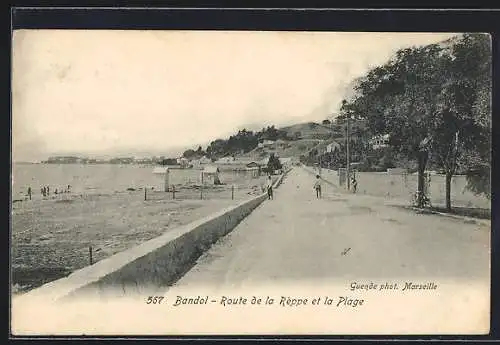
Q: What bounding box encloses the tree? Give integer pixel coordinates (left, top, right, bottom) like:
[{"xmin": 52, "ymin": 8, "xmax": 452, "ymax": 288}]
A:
[
  {"xmin": 182, "ymin": 149, "xmax": 196, "ymax": 159},
  {"xmin": 343, "ymin": 34, "xmax": 491, "ymax": 209},
  {"xmin": 322, "ymin": 119, "xmax": 331, "ymax": 125},
  {"xmin": 344, "ymin": 43, "xmax": 451, "ymax": 207},
  {"xmin": 453, "ymin": 34, "xmax": 491, "ymax": 200},
  {"xmin": 428, "ymin": 34, "xmax": 491, "ymax": 210},
  {"xmin": 161, "ymin": 158, "xmax": 178, "ymax": 165},
  {"xmin": 267, "ymin": 153, "xmax": 282, "ymax": 172}
]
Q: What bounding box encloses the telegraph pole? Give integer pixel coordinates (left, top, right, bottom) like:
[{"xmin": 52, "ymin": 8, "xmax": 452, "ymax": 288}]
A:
[{"xmin": 346, "ymin": 115, "xmax": 350, "ymax": 191}]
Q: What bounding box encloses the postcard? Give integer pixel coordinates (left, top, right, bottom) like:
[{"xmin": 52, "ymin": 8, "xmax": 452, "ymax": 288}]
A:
[{"xmin": 11, "ymin": 29, "xmax": 491, "ymax": 335}]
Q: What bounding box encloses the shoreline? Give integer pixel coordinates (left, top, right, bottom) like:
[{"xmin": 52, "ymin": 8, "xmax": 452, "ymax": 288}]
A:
[{"xmin": 12, "ymin": 176, "xmax": 272, "ymax": 295}]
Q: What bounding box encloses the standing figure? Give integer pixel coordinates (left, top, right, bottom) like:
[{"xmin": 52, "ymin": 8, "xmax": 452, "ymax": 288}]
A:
[
  {"xmin": 27, "ymin": 187, "xmax": 32, "ymax": 200},
  {"xmin": 266, "ymin": 175, "xmax": 273, "ymax": 200},
  {"xmin": 351, "ymin": 176, "xmax": 358, "ymax": 194},
  {"xmin": 313, "ymin": 175, "xmax": 322, "ymax": 199}
]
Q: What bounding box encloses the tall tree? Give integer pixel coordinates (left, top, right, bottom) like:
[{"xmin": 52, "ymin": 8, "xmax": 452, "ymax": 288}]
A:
[
  {"xmin": 344, "ymin": 43, "xmax": 449, "ymax": 207},
  {"xmin": 344, "ymin": 34, "xmax": 491, "ymax": 209},
  {"xmin": 267, "ymin": 153, "xmax": 282, "ymax": 172},
  {"xmin": 428, "ymin": 34, "xmax": 491, "ymax": 209}
]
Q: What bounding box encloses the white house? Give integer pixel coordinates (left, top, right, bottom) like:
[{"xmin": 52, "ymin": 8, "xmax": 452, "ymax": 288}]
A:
[
  {"xmin": 369, "ymin": 134, "xmax": 390, "ymax": 150},
  {"xmin": 275, "ymin": 139, "xmax": 288, "ymax": 148},
  {"xmin": 201, "ymin": 165, "xmax": 221, "ymax": 184},
  {"xmin": 191, "ymin": 155, "xmax": 211, "ymax": 168},
  {"xmin": 325, "ymin": 141, "xmax": 341, "ymax": 153},
  {"xmin": 215, "ymin": 156, "xmax": 236, "ymax": 164},
  {"xmin": 261, "ymin": 140, "xmax": 276, "ymax": 148},
  {"xmin": 177, "ymin": 157, "xmax": 190, "ymax": 168},
  {"xmin": 152, "ymin": 167, "xmax": 170, "ymax": 192},
  {"xmin": 279, "ymin": 157, "xmax": 293, "ymax": 167},
  {"xmin": 199, "ymin": 156, "xmax": 211, "ymax": 164}
]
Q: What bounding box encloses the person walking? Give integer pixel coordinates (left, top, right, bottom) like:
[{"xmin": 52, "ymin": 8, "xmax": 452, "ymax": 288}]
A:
[
  {"xmin": 351, "ymin": 176, "xmax": 358, "ymax": 194},
  {"xmin": 27, "ymin": 187, "xmax": 32, "ymax": 200},
  {"xmin": 266, "ymin": 175, "xmax": 273, "ymax": 200},
  {"xmin": 313, "ymin": 175, "xmax": 322, "ymax": 199}
]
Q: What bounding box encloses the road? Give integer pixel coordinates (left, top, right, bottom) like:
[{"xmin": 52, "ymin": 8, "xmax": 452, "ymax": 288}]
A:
[
  {"xmin": 167, "ymin": 166, "xmax": 490, "ymax": 291},
  {"xmin": 12, "ymin": 167, "xmax": 490, "ymax": 335}
]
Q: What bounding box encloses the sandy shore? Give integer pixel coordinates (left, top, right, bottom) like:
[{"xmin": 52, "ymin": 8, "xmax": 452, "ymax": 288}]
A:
[{"xmin": 11, "ymin": 176, "xmax": 273, "ymax": 294}]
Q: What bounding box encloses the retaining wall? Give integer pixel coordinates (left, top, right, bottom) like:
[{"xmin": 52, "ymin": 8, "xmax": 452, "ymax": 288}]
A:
[
  {"xmin": 302, "ymin": 165, "xmax": 490, "ymax": 209},
  {"xmin": 16, "ymin": 171, "xmax": 289, "ymax": 303}
]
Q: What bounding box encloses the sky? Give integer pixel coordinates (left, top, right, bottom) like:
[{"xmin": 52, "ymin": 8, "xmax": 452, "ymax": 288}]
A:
[{"xmin": 12, "ymin": 30, "xmax": 457, "ymax": 161}]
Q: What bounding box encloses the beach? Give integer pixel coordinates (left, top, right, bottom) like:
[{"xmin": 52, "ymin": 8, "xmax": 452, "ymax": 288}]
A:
[{"xmin": 11, "ymin": 164, "xmax": 274, "ymax": 294}]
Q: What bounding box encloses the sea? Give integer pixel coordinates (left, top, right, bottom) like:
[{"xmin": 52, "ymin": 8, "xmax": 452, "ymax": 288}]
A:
[{"xmin": 11, "ymin": 163, "xmax": 256, "ymax": 200}]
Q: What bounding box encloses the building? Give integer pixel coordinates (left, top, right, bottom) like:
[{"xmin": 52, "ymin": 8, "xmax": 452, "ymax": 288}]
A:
[
  {"xmin": 258, "ymin": 140, "xmax": 276, "ymax": 148},
  {"xmin": 201, "ymin": 165, "xmax": 221, "ymax": 184},
  {"xmin": 325, "ymin": 141, "xmax": 341, "ymax": 153},
  {"xmin": 199, "ymin": 156, "xmax": 211, "ymax": 164},
  {"xmin": 369, "ymin": 134, "xmax": 390, "ymax": 150},
  {"xmin": 215, "ymin": 156, "xmax": 236, "ymax": 164},
  {"xmin": 279, "ymin": 157, "xmax": 293, "ymax": 168},
  {"xmin": 275, "ymin": 139, "xmax": 288, "ymax": 148},
  {"xmin": 46, "ymin": 156, "xmax": 80, "ymax": 164},
  {"xmin": 246, "ymin": 161, "xmax": 261, "ymax": 168},
  {"xmin": 190, "ymin": 155, "xmax": 212, "ymax": 168},
  {"xmin": 177, "ymin": 157, "xmax": 190, "ymax": 168}
]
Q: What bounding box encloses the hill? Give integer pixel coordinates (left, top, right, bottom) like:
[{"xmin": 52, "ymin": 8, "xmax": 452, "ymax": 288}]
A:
[
  {"xmin": 239, "ymin": 138, "xmax": 325, "ymax": 160},
  {"xmin": 180, "ymin": 120, "xmax": 345, "ymax": 163},
  {"xmin": 280, "ymin": 122, "xmax": 334, "ymax": 140}
]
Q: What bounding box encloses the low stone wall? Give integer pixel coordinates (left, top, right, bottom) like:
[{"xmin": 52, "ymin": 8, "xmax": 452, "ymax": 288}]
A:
[
  {"xmin": 302, "ymin": 165, "xmax": 490, "ymax": 209},
  {"xmin": 16, "ymin": 171, "xmax": 290, "ymax": 303}
]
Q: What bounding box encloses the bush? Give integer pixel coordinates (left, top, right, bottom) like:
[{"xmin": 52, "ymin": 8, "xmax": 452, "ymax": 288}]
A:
[{"xmin": 465, "ymin": 164, "xmax": 491, "ymax": 199}]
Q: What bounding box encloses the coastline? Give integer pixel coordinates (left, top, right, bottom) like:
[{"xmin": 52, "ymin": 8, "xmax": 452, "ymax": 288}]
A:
[{"xmin": 11, "ymin": 175, "xmax": 272, "ymax": 294}]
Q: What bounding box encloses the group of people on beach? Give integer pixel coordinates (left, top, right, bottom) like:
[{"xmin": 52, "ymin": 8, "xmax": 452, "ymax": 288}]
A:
[{"xmin": 25, "ymin": 185, "xmax": 72, "ymax": 200}]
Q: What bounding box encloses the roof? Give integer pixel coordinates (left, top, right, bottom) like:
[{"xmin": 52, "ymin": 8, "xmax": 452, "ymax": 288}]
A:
[
  {"xmin": 202, "ymin": 165, "xmax": 219, "ymax": 173},
  {"xmin": 327, "ymin": 140, "xmax": 341, "ymax": 146},
  {"xmin": 153, "ymin": 167, "xmax": 169, "ymax": 174},
  {"xmin": 246, "ymin": 161, "xmax": 261, "ymax": 167}
]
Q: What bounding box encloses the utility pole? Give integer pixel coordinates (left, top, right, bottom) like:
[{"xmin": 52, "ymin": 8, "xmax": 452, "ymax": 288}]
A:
[{"xmin": 346, "ymin": 115, "xmax": 350, "ymax": 191}]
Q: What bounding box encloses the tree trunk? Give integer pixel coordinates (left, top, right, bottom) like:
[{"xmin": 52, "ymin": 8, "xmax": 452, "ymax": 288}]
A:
[
  {"xmin": 445, "ymin": 172, "xmax": 452, "ymax": 211},
  {"xmin": 417, "ymin": 150, "xmax": 428, "ymax": 208}
]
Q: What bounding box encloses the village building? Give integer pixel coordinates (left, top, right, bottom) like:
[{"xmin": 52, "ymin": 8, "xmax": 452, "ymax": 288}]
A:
[
  {"xmin": 369, "ymin": 134, "xmax": 390, "ymax": 150},
  {"xmin": 279, "ymin": 157, "xmax": 293, "ymax": 168},
  {"xmin": 201, "ymin": 165, "xmax": 221, "ymax": 184},
  {"xmin": 258, "ymin": 140, "xmax": 276, "ymax": 149},
  {"xmin": 177, "ymin": 157, "xmax": 190, "ymax": 168},
  {"xmin": 190, "ymin": 155, "xmax": 212, "ymax": 168},
  {"xmin": 246, "ymin": 161, "xmax": 261, "ymax": 168},
  {"xmin": 275, "ymin": 139, "xmax": 288, "ymax": 148},
  {"xmin": 198, "ymin": 156, "xmax": 211, "ymax": 164},
  {"xmin": 243, "ymin": 161, "xmax": 261, "ymax": 178},
  {"xmin": 215, "ymin": 156, "xmax": 236, "ymax": 164},
  {"xmin": 325, "ymin": 140, "xmax": 341, "ymax": 153}
]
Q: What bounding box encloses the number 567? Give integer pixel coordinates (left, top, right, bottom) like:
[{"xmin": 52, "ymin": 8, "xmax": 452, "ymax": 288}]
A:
[{"xmin": 146, "ymin": 296, "xmax": 164, "ymax": 304}]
